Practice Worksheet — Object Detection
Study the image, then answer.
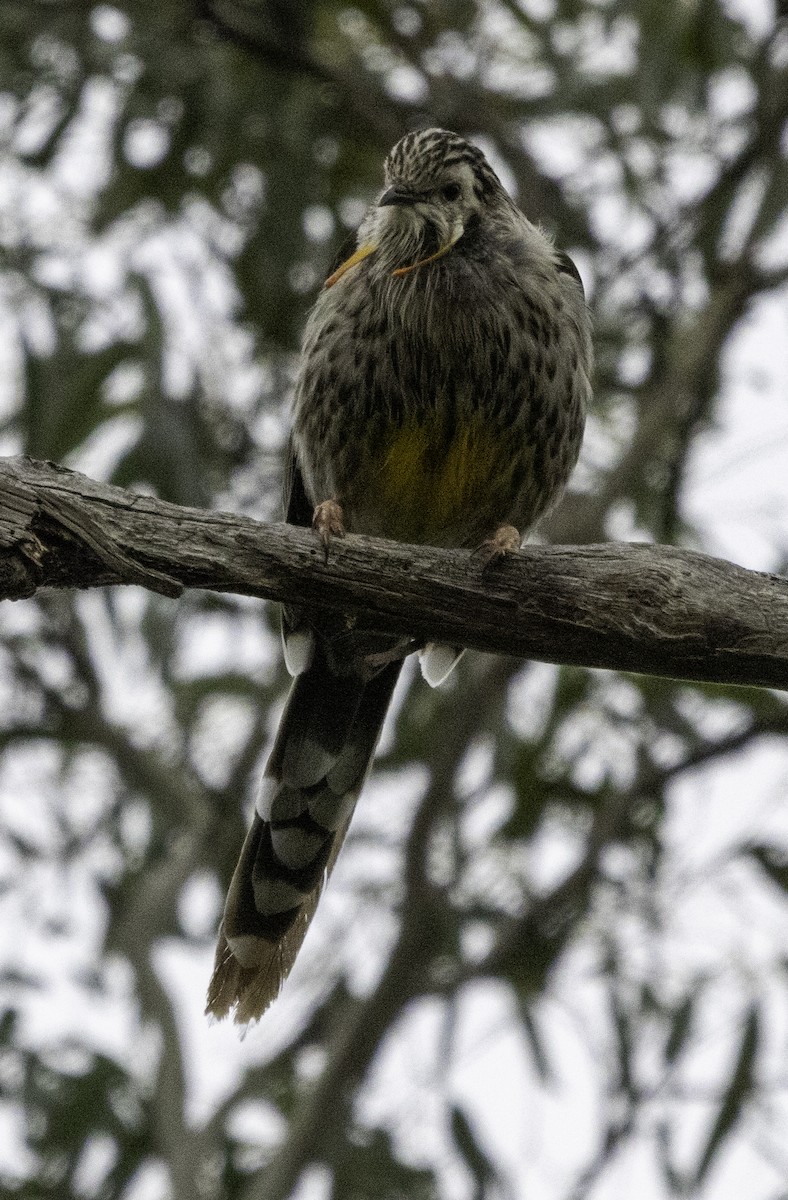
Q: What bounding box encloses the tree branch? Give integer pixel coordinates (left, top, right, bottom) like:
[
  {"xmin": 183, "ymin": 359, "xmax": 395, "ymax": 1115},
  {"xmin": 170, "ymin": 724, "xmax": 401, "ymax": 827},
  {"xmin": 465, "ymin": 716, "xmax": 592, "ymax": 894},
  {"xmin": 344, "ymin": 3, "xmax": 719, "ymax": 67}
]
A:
[{"xmin": 2, "ymin": 455, "xmax": 788, "ymax": 691}]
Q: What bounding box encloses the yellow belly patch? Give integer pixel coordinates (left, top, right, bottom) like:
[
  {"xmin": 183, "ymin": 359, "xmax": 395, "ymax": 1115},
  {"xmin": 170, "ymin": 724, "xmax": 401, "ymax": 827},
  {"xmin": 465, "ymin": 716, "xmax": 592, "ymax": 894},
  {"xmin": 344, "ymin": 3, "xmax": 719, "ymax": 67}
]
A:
[{"xmin": 370, "ymin": 418, "xmax": 510, "ymax": 544}]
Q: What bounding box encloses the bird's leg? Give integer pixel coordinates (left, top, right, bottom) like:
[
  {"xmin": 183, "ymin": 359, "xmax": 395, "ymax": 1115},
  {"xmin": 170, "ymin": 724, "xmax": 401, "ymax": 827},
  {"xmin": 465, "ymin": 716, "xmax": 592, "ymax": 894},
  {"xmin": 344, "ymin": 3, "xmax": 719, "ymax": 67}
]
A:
[
  {"xmin": 363, "ymin": 637, "xmax": 415, "ymax": 674},
  {"xmin": 472, "ymin": 524, "xmax": 521, "ymax": 571},
  {"xmin": 312, "ymin": 498, "xmax": 345, "ymax": 562}
]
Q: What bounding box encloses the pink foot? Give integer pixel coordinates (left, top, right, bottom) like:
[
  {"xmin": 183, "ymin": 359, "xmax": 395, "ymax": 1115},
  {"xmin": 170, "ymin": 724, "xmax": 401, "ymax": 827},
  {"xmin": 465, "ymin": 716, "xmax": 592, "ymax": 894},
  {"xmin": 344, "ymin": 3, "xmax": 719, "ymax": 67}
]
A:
[
  {"xmin": 312, "ymin": 499, "xmax": 345, "ymax": 562},
  {"xmin": 472, "ymin": 524, "xmax": 521, "ymax": 571}
]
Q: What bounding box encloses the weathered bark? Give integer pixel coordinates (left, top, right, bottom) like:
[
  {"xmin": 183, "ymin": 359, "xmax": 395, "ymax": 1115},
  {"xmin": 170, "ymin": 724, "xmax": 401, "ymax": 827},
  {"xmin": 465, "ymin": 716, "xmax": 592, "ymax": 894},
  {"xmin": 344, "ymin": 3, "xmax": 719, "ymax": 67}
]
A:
[{"xmin": 1, "ymin": 454, "xmax": 787, "ymax": 691}]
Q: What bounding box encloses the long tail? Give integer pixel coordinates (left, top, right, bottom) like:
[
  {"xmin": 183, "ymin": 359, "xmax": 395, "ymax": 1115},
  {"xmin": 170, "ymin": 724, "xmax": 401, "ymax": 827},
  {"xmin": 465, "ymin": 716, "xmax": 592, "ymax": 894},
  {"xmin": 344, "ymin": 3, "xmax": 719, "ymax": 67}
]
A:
[{"xmin": 206, "ymin": 648, "xmax": 401, "ymax": 1023}]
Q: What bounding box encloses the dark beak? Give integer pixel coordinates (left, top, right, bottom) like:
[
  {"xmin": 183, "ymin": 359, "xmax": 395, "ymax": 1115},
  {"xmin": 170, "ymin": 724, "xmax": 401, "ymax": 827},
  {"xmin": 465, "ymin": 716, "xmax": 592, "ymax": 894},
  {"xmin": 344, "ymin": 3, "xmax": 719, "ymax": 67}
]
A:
[{"xmin": 378, "ymin": 185, "xmax": 418, "ymax": 207}]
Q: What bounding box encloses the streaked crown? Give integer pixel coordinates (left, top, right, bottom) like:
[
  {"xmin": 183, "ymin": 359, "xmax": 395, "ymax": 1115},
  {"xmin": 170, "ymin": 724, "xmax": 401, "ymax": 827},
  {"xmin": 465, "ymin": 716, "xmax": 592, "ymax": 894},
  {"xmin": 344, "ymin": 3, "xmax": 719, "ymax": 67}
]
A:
[{"xmin": 384, "ymin": 128, "xmax": 502, "ymax": 201}]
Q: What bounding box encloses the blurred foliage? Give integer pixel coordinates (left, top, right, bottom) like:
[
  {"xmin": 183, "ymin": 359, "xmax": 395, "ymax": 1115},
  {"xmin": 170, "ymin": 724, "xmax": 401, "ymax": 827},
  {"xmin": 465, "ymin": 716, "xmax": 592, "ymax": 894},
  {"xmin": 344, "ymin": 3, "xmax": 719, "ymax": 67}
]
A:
[{"xmin": 1, "ymin": 1, "xmax": 788, "ymax": 1198}]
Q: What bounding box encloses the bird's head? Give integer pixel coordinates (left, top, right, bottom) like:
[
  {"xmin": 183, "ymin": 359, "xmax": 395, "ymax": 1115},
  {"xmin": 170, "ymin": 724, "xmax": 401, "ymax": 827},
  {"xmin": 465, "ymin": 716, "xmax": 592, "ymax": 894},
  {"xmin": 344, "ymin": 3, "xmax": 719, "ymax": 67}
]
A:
[
  {"xmin": 373, "ymin": 128, "xmax": 515, "ymax": 272},
  {"xmin": 326, "ymin": 129, "xmax": 516, "ymax": 287}
]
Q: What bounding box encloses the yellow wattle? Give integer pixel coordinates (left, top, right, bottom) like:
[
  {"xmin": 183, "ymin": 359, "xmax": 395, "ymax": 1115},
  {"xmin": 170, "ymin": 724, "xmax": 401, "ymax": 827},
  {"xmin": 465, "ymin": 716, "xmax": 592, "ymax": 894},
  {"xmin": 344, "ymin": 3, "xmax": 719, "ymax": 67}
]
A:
[
  {"xmin": 324, "ymin": 242, "xmax": 377, "ymax": 288},
  {"xmin": 391, "ymin": 218, "xmax": 465, "ymax": 278}
]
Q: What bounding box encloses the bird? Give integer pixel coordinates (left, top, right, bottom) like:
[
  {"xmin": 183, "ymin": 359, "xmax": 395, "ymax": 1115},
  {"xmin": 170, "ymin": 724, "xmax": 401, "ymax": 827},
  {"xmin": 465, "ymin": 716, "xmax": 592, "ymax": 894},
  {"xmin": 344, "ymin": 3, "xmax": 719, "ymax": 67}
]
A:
[{"xmin": 206, "ymin": 128, "xmax": 592, "ymax": 1022}]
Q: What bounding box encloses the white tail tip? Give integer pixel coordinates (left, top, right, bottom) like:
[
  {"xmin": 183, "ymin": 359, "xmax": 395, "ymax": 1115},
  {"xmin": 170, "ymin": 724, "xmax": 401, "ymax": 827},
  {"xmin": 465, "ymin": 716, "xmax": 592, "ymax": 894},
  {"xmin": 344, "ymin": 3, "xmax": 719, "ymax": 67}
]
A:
[
  {"xmin": 419, "ymin": 643, "xmax": 463, "ymax": 687},
  {"xmin": 283, "ymin": 629, "xmax": 314, "ymax": 677}
]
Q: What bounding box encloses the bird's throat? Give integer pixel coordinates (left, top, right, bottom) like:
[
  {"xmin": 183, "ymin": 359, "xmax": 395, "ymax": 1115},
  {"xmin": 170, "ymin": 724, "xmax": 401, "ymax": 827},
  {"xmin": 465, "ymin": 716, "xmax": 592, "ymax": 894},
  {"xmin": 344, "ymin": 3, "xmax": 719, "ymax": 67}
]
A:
[{"xmin": 324, "ymin": 217, "xmax": 464, "ymax": 287}]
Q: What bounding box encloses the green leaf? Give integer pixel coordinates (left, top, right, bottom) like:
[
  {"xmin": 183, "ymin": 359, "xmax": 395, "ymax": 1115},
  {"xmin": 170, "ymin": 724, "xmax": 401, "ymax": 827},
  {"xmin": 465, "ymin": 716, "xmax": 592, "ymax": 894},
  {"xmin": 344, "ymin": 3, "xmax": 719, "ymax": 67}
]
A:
[
  {"xmin": 695, "ymin": 1005, "xmax": 759, "ymax": 1186},
  {"xmin": 610, "ymin": 989, "xmax": 635, "ymax": 1100},
  {"xmin": 518, "ymin": 998, "xmax": 551, "ymax": 1082},
  {"xmin": 665, "ymin": 994, "xmax": 695, "ymax": 1065},
  {"xmin": 746, "ymin": 844, "xmax": 788, "ymax": 893},
  {"xmin": 450, "ymin": 1105, "xmax": 496, "ymax": 1199},
  {"xmin": 332, "ymin": 1127, "xmax": 436, "ymax": 1199}
]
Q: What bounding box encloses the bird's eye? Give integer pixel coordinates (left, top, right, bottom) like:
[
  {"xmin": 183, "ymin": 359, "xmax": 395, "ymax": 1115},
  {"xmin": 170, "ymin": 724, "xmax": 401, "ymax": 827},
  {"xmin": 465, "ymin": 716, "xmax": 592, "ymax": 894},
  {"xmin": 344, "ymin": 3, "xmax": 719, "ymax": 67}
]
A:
[{"xmin": 441, "ymin": 182, "xmax": 461, "ymax": 202}]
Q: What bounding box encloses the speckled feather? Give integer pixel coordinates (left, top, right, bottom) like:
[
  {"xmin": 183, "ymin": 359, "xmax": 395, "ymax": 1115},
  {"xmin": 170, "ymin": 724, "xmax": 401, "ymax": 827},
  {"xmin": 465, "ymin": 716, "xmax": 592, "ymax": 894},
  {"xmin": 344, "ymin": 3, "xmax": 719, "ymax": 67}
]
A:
[
  {"xmin": 207, "ymin": 129, "xmax": 592, "ymax": 1023},
  {"xmin": 294, "ymin": 131, "xmax": 589, "ymax": 543}
]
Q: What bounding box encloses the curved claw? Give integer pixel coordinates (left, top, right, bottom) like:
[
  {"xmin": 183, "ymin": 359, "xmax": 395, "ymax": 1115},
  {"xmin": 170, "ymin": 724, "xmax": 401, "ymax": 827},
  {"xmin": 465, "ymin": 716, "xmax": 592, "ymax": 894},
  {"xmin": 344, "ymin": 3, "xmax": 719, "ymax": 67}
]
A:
[
  {"xmin": 312, "ymin": 499, "xmax": 346, "ymax": 563},
  {"xmin": 471, "ymin": 524, "xmax": 521, "ymax": 572}
]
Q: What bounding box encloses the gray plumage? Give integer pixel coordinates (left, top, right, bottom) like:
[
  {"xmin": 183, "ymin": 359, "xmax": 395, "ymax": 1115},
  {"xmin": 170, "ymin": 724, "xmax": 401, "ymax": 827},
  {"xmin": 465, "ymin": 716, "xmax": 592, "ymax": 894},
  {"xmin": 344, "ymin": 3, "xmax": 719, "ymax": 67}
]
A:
[{"xmin": 207, "ymin": 128, "xmax": 592, "ymax": 1023}]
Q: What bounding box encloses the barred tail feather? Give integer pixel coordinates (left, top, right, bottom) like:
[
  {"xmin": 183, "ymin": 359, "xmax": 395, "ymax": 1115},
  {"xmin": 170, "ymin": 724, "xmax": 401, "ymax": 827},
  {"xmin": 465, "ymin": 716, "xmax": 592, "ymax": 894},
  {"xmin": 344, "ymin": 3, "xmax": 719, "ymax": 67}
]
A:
[
  {"xmin": 207, "ymin": 654, "xmax": 401, "ymax": 1023},
  {"xmin": 206, "ymin": 810, "xmax": 353, "ymax": 1023}
]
